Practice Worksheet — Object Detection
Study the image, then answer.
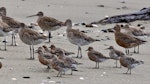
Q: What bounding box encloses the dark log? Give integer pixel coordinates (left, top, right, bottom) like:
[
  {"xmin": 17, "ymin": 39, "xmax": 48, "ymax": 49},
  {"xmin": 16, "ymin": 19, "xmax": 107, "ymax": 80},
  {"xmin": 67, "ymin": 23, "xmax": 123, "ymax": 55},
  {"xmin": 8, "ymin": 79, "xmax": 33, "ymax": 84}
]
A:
[{"xmin": 91, "ymin": 7, "xmax": 150, "ymax": 25}]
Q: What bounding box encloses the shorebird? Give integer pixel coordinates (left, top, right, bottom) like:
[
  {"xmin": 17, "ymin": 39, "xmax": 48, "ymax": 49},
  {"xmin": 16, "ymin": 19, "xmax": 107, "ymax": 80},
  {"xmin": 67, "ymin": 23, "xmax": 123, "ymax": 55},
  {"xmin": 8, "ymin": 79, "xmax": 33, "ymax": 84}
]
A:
[
  {"xmin": 56, "ymin": 50, "xmax": 79, "ymax": 75},
  {"xmin": 114, "ymin": 24, "xmax": 146, "ymax": 54},
  {"xmin": 0, "ymin": 61, "xmax": 2, "ymax": 69},
  {"xmin": 48, "ymin": 55, "xmax": 70, "ymax": 77},
  {"xmin": 0, "ymin": 7, "xmax": 22, "ymax": 46},
  {"xmin": 65, "ymin": 19, "xmax": 100, "ymax": 58},
  {"xmin": 120, "ymin": 55, "xmax": 144, "ymax": 74},
  {"xmin": 18, "ymin": 23, "xmax": 47, "ymax": 60},
  {"xmin": 27, "ymin": 11, "xmax": 65, "ymax": 42},
  {"xmin": 36, "ymin": 47, "xmax": 55, "ymax": 69},
  {"xmin": 0, "ymin": 21, "xmax": 13, "ymax": 50},
  {"xmin": 107, "ymin": 46, "xmax": 125, "ymax": 68},
  {"xmin": 49, "ymin": 44, "xmax": 75, "ymax": 56},
  {"xmin": 122, "ymin": 24, "xmax": 150, "ymax": 38},
  {"xmin": 86, "ymin": 47, "xmax": 110, "ymax": 69}
]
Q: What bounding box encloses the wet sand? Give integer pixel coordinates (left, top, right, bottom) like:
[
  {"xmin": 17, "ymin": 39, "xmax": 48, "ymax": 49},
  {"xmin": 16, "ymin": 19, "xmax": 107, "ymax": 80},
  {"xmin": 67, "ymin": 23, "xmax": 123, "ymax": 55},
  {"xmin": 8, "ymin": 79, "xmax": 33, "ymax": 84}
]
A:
[{"xmin": 0, "ymin": 0, "xmax": 150, "ymax": 84}]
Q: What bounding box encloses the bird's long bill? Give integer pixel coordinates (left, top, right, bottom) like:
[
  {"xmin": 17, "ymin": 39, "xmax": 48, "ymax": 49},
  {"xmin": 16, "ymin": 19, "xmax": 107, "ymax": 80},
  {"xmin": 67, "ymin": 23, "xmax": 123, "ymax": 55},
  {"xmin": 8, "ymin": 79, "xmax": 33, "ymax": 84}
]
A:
[
  {"xmin": 105, "ymin": 48, "xmax": 110, "ymax": 50},
  {"xmin": 26, "ymin": 14, "xmax": 37, "ymax": 18}
]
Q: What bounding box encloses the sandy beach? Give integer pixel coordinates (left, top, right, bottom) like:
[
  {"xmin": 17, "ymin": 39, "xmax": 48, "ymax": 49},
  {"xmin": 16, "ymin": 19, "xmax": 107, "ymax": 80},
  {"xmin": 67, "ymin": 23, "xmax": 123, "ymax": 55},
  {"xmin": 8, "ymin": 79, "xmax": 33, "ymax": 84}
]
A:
[{"xmin": 0, "ymin": 0, "xmax": 150, "ymax": 84}]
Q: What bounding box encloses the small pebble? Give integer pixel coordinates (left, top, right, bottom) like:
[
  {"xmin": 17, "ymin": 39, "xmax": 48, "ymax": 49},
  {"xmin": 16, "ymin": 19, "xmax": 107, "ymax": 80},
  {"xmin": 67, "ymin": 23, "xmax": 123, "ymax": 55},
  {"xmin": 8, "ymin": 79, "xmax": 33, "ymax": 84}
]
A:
[
  {"xmin": 97, "ymin": 5, "xmax": 105, "ymax": 7},
  {"xmin": 11, "ymin": 78, "xmax": 17, "ymax": 80},
  {"xmin": 79, "ymin": 77, "xmax": 84, "ymax": 80},
  {"xmin": 47, "ymin": 77, "xmax": 51, "ymax": 79}
]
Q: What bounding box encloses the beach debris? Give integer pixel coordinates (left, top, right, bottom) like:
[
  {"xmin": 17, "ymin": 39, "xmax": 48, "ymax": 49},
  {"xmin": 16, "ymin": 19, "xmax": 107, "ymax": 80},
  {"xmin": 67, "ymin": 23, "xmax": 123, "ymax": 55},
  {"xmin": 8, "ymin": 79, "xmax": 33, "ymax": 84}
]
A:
[
  {"xmin": 97, "ymin": 5, "xmax": 105, "ymax": 7},
  {"xmin": 49, "ymin": 81, "xmax": 56, "ymax": 83},
  {"xmin": 9, "ymin": 67, "xmax": 14, "ymax": 70},
  {"xmin": 81, "ymin": 30, "xmax": 93, "ymax": 33},
  {"xmin": 85, "ymin": 24, "xmax": 99, "ymax": 28},
  {"xmin": 22, "ymin": 76, "xmax": 30, "ymax": 79},
  {"xmin": 90, "ymin": 7, "xmax": 150, "ymax": 25},
  {"xmin": 121, "ymin": 1, "xmax": 126, "ymax": 3},
  {"xmin": 47, "ymin": 77, "xmax": 51, "ymax": 79},
  {"xmin": 85, "ymin": 12, "xmax": 89, "ymax": 14},
  {"xmin": 101, "ymin": 28, "xmax": 114, "ymax": 33},
  {"xmin": 11, "ymin": 78, "xmax": 17, "ymax": 81},
  {"xmin": 41, "ymin": 80, "xmax": 63, "ymax": 84},
  {"xmin": 116, "ymin": 6, "xmax": 129, "ymax": 10},
  {"xmin": 0, "ymin": 57, "xmax": 4, "ymax": 59},
  {"xmin": 47, "ymin": 5, "xmax": 50, "ymax": 7},
  {"xmin": 79, "ymin": 77, "xmax": 84, "ymax": 80},
  {"xmin": 101, "ymin": 72, "xmax": 107, "ymax": 77}
]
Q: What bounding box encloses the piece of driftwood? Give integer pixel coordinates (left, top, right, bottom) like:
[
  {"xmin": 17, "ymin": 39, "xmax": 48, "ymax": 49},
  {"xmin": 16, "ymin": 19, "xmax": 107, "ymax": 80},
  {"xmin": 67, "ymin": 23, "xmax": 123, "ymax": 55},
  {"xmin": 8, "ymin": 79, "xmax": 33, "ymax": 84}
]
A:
[{"xmin": 90, "ymin": 7, "xmax": 150, "ymax": 25}]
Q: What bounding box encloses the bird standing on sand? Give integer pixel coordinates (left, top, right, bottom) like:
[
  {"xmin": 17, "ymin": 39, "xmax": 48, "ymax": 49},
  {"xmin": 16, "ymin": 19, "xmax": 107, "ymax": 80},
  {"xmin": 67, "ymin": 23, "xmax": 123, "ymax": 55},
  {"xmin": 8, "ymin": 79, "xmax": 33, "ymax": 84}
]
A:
[
  {"xmin": 122, "ymin": 24, "xmax": 150, "ymax": 37},
  {"xmin": 36, "ymin": 47, "xmax": 55, "ymax": 69},
  {"xmin": 120, "ymin": 55, "xmax": 144, "ymax": 74},
  {"xmin": 0, "ymin": 21, "xmax": 13, "ymax": 50},
  {"xmin": 114, "ymin": 25, "xmax": 146, "ymax": 54},
  {"xmin": 27, "ymin": 11, "xmax": 65, "ymax": 43},
  {"xmin": 18, "ymin": 23, "xmax": 47, "ymax": 60},
  {"xmin": 56, "ymin": 50, "xmax": 79, "ymax": 75},
  {"xmin": 65, "ymin": 19, "xmax": 100, "ymax": 58},
  {"xmin": 107, "ymin": 46, "xmax": 125, "ymax": 68},
  {"xmin": 87, "ymin": 47, "xmax": 110, "ymax": 69},
  {"xmin": 0, "ymin": 7, "xmax": 22, "ymax": 46},
  {"xmin": 48, "ymin": 55, "xmax": 70, "ymax": 77}
]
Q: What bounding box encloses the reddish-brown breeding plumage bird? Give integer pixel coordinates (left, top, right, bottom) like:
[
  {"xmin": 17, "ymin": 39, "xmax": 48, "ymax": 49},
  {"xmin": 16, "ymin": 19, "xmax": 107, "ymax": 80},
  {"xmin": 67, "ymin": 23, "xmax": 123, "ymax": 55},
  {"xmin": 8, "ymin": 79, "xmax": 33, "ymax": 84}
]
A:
[
  {"xmin": 114, "ymin": 24, "xmax": 146, "ymax": 54},
  {"xmin": 36, "ymin": 47, "xmax": 54, "ymax": 69}
]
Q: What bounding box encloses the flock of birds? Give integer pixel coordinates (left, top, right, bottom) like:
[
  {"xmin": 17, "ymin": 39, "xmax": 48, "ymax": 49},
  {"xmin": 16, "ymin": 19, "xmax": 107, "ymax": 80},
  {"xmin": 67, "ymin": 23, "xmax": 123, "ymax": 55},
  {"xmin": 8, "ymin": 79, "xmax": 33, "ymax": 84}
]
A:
[{"xmin": 0, "ymin": 6, "xmax": 149, "ymax": 77}]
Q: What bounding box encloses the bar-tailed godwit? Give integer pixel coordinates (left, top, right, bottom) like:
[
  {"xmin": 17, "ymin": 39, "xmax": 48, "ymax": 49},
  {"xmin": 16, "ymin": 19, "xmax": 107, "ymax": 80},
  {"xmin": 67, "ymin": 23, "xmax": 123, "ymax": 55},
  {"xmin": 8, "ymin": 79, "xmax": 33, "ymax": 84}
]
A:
[
  {"xmin": 0, "ymin": 7, "xmax": 22, "ymax": 46},
  {"xmin": 27, "ymin": 11, "xmax": 65, "ymax": 42},
  {"xmin": 0, "ymin": 21, "xmax": 13, "ymax": 50},
  {"xmin": 18, "ymin": 23, "xmax": 47, "ymax": 60},
  {"xmin": 65, "ymin": 19, "xmax": 100, "ymax": 58}
]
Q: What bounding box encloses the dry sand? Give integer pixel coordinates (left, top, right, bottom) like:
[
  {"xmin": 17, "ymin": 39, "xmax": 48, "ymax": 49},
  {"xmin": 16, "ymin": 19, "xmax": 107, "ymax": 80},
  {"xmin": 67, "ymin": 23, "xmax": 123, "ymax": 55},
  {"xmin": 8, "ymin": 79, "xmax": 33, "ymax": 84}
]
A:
[{"xmin": 0, "ymin": 0, "xmax": 150, "ymax": 84}]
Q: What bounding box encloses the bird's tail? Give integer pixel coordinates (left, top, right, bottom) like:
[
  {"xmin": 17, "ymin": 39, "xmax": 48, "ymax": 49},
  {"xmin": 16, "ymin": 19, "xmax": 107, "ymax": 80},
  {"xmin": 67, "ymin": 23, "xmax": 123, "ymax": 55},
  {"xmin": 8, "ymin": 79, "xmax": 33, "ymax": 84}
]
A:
[{"xmin": 136, "ymin": 60, "xmax": 144, "ymax": 65}]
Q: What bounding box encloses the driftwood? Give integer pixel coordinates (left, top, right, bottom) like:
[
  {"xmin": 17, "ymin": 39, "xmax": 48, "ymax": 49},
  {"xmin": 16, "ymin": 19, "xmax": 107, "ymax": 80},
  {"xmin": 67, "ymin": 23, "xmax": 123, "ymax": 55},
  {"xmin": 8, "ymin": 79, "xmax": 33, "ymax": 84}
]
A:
[{"xmin": 91, "ymin": 7, "xmax": 150, "ymax": 25}]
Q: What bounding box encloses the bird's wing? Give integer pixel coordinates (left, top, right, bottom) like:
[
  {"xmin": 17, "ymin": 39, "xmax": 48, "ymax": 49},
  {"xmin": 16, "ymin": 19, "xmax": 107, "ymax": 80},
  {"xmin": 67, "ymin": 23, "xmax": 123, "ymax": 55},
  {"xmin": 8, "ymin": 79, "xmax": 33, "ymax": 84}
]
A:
[
  {"xmin": 68, "ymin": 29, "xmax": 96, "ymax": 41},
  {"xmin": 41, "ymin": 16, "xmax": 63, "ymax": 27}
]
